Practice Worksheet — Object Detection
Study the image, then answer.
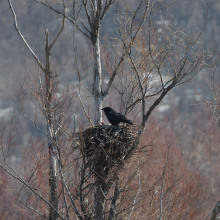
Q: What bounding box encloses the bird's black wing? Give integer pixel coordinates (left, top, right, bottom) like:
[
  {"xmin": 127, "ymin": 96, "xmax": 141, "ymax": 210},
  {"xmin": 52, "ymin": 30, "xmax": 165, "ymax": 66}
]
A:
[
  {"xmin": 114, "ymin": 111, "xmax": 126, "ymax": 119},
  {"xmin": 109, "ymin": 110, "xmax": 133, "ymax": 125},
  {"xmin": 104, "ymin": 111, "xmax": 120, "ymax": 125}
]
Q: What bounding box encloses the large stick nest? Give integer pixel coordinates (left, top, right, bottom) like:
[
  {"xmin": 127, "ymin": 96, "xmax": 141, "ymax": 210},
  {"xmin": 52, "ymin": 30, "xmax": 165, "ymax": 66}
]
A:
[{"xmin": 77, "ymin": 124, "xmax": 137, "ymax": 176}]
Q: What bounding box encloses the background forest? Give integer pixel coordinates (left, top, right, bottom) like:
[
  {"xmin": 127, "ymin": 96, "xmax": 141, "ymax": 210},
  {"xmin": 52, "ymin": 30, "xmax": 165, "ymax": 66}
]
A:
[{"xmin": 1, "ymin": 0, "xmax": 220, "ymax": 219}]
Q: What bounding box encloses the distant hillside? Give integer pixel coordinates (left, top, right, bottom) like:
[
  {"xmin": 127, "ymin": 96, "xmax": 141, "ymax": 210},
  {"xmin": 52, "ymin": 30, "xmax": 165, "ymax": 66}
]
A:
[{"xmin": 0, "ymin": 0, "xmax": 218, "ymax": 137}]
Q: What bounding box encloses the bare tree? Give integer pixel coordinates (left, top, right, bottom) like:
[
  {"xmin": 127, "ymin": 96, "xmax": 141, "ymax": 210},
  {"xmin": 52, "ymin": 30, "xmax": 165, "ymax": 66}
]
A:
[
  {"xmin": 0, "ymin": 0, "xmax": 213, "ymax": 219},
  {"xmin": 6, "ymin": 1, "xmax": 67, "ymax": 219},
  {"xmin": 201, "ymin": 54, "xmax": 220, "ymax": 220}
]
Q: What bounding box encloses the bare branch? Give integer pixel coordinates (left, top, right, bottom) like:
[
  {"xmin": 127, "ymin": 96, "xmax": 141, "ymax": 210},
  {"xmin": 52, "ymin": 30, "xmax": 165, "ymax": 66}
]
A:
[
  {"xmin": 36, "ymin": 0, "xmax": 91, "ymax": 39},
  {"xmin": 159, "ymin": 145, "xmax": 171, "ymax": 220},
  {"xmin": 16, "ymin": 198, "xmax": 48, "ymax": 219},
  {"xmin": 0, "ymin": 162, "xmax": 64, "ymax": 220},
  {"xmin": 100, "ymin": 0, "xmax": 115, "ymax": 21},
  {"xmin": 129, "ymin": 53, "xmax": 146, "ymax": 119},
  {"xmin": 77, "ymin": 92, "xmax": 94, "ymax": 127},
  {"xmin": 209, "ymin": 200, "xmax": 220, "ymax": 220},
  {"xmin": 48, "ymin": 0, "xmax": 66, "ymax": 50},
  {"xmin": 8, "ymin": 0, "xmax": 45, "ymax": 72},
  {"xmin": 127, "ymin": 161, "xmax": 141, "ymax": 220},
  {"xmin": 82, "ymin": 0, "xmax": 93, "ymax": 31},
  {"xmin": 103, "ymin": 0, "xmax": 150, "ymax": 97}
]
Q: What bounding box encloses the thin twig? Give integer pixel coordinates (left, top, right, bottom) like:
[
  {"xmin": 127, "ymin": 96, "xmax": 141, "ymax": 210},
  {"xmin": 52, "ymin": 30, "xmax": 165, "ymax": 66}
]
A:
[
  {"xmin": 159, "ymin": 145, "xmax": 171, "ymax": 220},
  {"xmin": 0, "ymin": 162, "xmax": 65, "ymax": 220},
  {"xmin": 127, "ymin": 161, "xmax": 141, "ymax": 220},
  {"xmin": 77, "ymin": 92, "xmax": 94, "ymax": 127},
  {"xmin": 8, "ymin": 0, "xmax": 45, "ymax": 72}
]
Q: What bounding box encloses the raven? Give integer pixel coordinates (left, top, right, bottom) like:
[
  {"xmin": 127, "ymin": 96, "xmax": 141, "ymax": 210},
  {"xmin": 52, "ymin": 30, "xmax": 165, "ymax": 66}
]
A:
[{"xmin": 101, "ymin": 107, "xmax": 133, "ymax": 125}]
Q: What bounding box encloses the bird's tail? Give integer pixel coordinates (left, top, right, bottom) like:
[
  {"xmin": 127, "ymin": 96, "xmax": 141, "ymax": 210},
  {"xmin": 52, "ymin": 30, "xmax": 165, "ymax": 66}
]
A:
[{"xmin": 126, "ymin": 120, "xmax": 133, "ymax": 125}]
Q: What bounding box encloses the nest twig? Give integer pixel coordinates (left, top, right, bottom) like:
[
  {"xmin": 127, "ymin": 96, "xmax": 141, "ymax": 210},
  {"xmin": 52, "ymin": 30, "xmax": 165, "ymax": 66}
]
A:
[{"xmin": 77, "ymin": 124, "xmax": 137, "ymax": 177}]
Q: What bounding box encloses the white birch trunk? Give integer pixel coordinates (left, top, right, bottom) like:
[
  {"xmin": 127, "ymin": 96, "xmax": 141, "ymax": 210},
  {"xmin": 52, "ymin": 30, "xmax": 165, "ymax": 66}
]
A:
[
  {"xmin": 48, "ymin": 137, "xmax": 59, "ymax": 220},
  {"xmin": 45, "ymin": 29, "xmax": 59, "ymax": 220},
  {"xmin": 91, "ymin": 0, "xmax": 103, "ymax": 125},
  {"xmin": 91, "ymin": 2, "xmax": 106, "ymax": 218},
  {"xmin": 93, "ymin": 37, "xmax": 103, "ymax": 124}
]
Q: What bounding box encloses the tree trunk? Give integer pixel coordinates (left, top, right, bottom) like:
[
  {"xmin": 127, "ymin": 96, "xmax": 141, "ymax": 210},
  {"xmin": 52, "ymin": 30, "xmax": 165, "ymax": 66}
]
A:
[
  {"xmin": 108, "ymin": 179, "xmax": 120, "ymax": 220},
  {"xmin": 45, "ymin": 29, "xmax": 59, "ymax": 220},
  {"xmin": 211, "ymin": 200, "xmax": 220, "ymax": 220},
  {"xmin": 94, "ymin": 178, "xmax": 106, "ymax": 220},
  {"xmin": 48, "ymin": 143, "xmax": 59, "ymax": 220},
  {"xmin": 91, "ymin": 0, "xmax": 103, "ymax": 125},
  {"xmin": 91, "ymin": 1, "xmax": 107, "ymax": 218},
  {"xmin": 93, "ymin": 37, "xmax": 103, "ymax": 124}
]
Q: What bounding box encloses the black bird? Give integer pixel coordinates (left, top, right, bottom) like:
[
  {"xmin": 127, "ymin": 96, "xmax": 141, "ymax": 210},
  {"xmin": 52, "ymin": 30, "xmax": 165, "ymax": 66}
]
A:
[{"xmin": 101, "ymin": 107, "xmax": 133, "ymax": 125}]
